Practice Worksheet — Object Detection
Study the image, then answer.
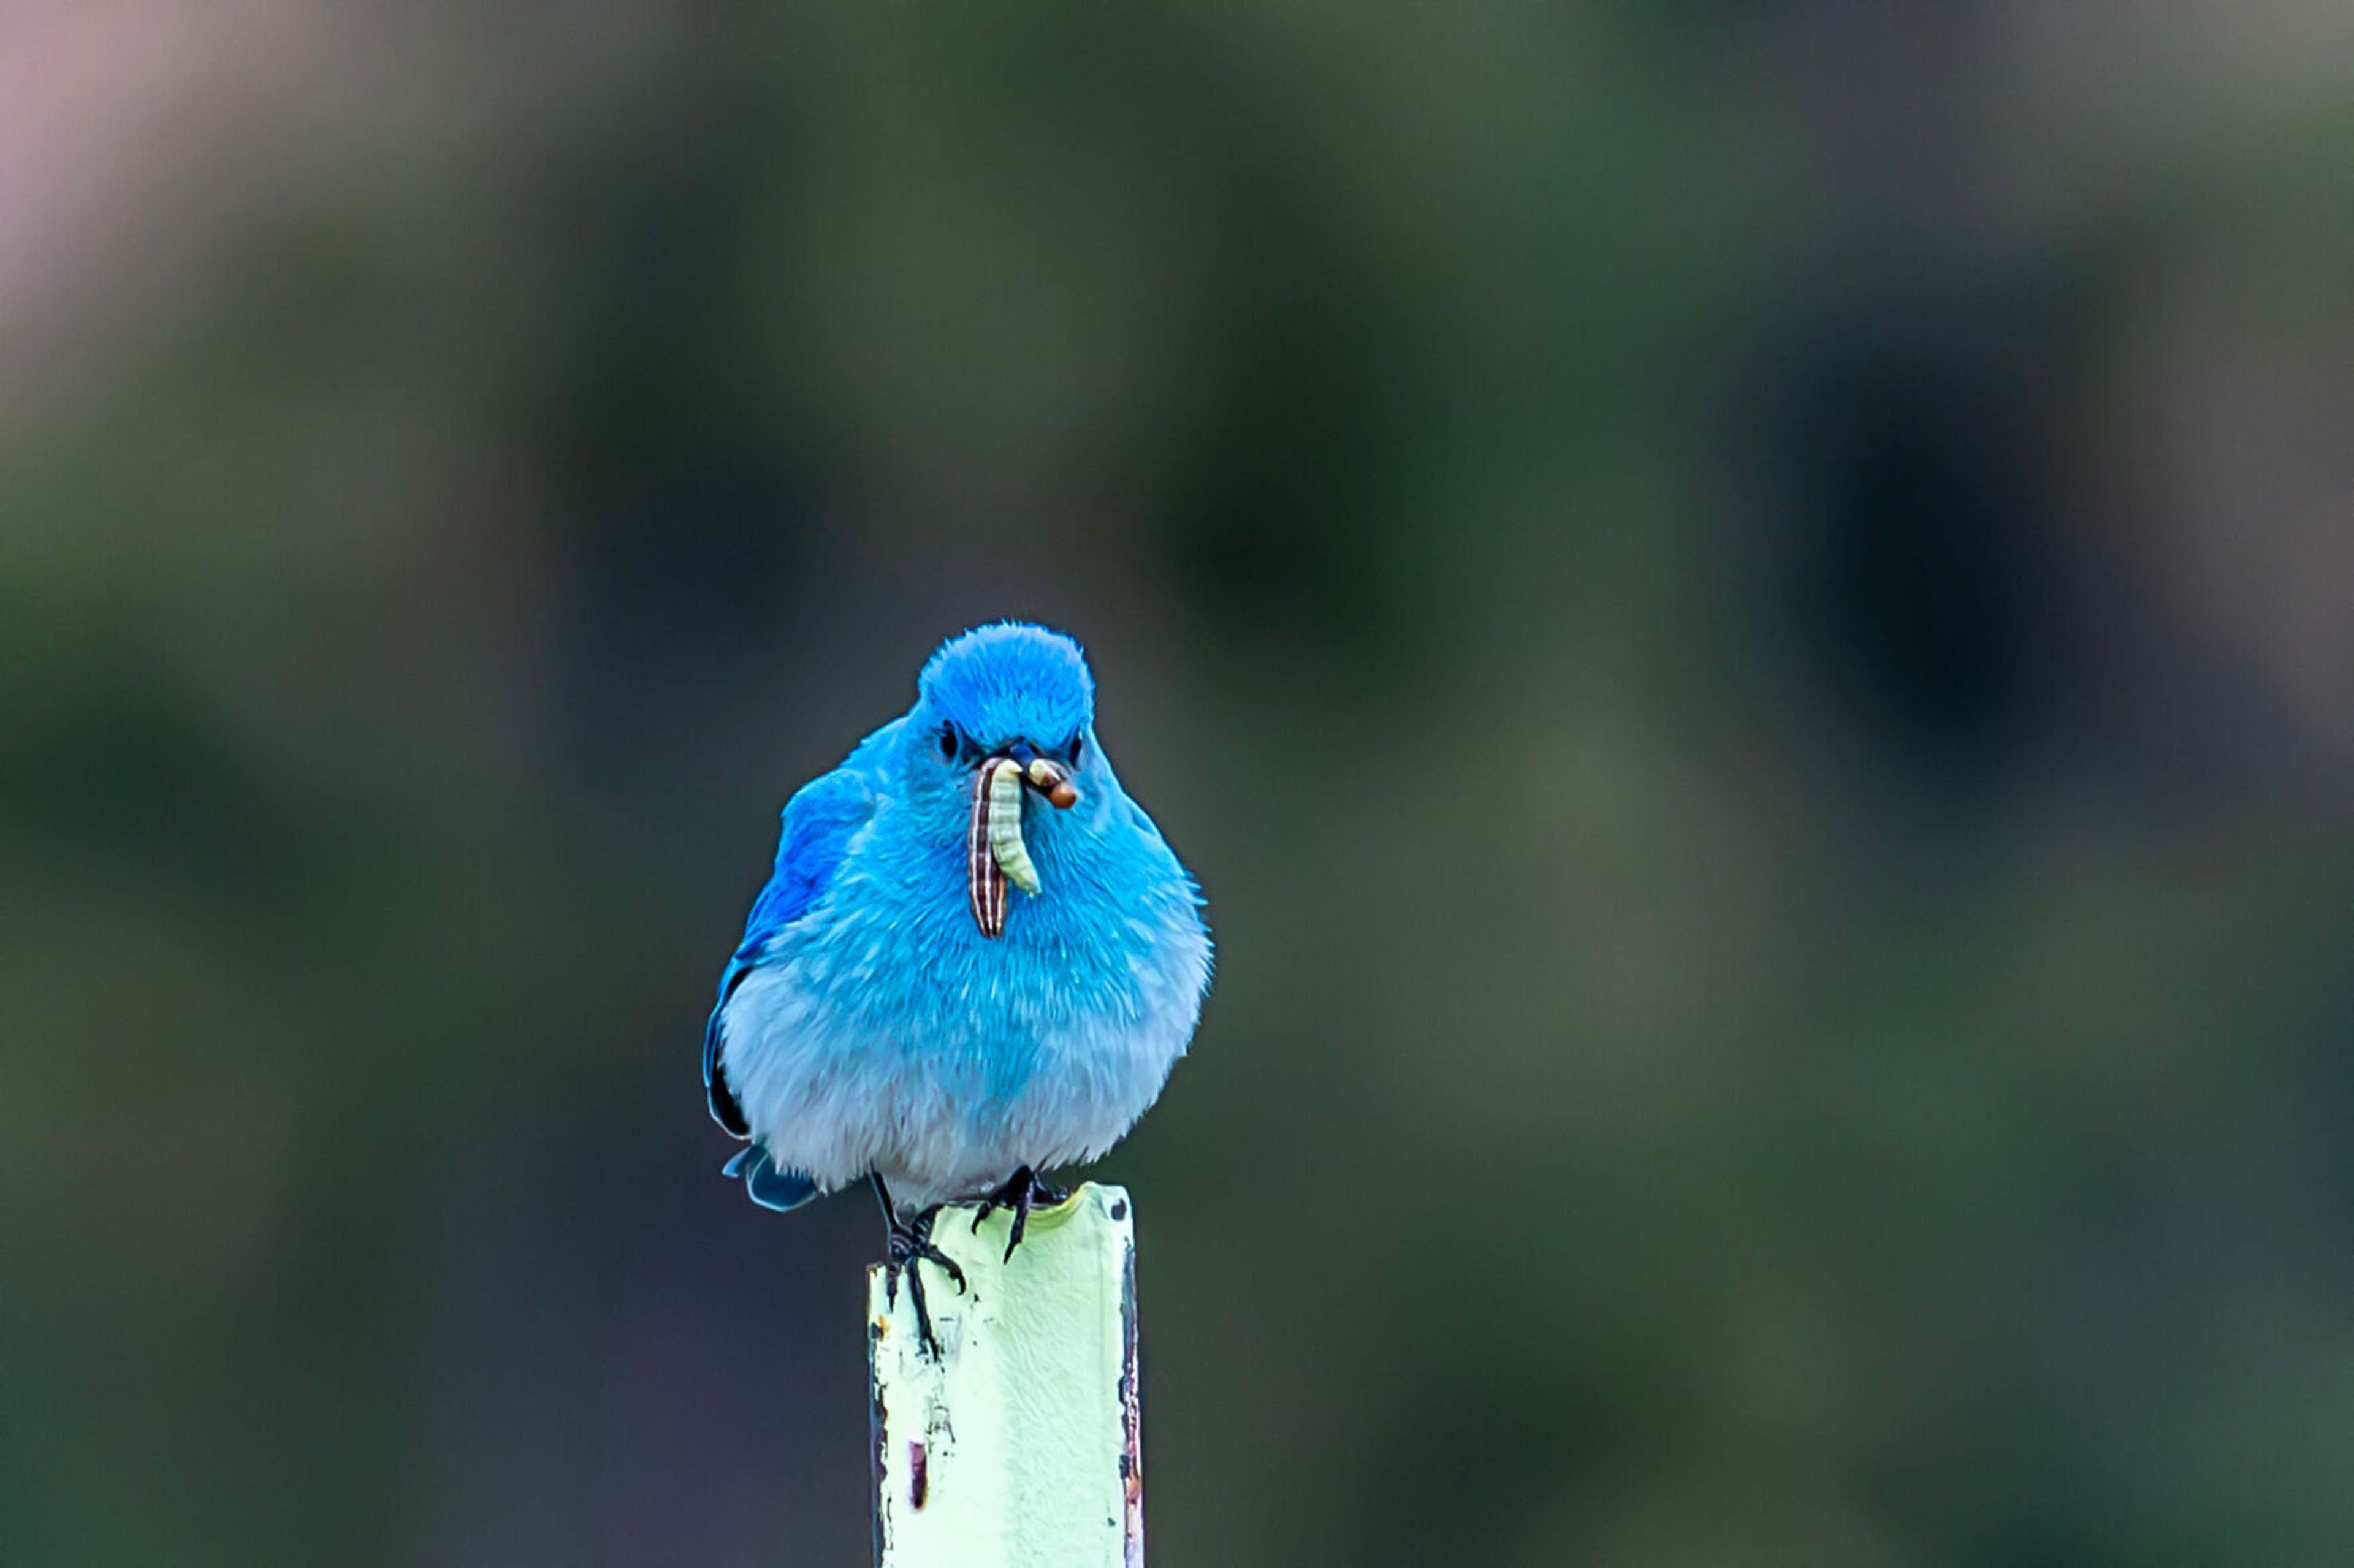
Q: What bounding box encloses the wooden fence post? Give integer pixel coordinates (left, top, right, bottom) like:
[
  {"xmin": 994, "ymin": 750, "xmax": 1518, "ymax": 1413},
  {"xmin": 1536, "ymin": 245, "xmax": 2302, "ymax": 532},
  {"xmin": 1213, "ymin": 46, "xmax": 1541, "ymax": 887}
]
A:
[{"xmin": 868, "ymin": 1183, "xmax": 1143, "ymax": 1568}]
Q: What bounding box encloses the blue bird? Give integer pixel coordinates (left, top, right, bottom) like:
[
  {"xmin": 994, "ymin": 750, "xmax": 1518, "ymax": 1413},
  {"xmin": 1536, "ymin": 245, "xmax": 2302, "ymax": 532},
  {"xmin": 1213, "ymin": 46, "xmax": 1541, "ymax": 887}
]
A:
[{"xmin": 704, "ymin": 623, "xmax": 1211, "ymax": 1347}]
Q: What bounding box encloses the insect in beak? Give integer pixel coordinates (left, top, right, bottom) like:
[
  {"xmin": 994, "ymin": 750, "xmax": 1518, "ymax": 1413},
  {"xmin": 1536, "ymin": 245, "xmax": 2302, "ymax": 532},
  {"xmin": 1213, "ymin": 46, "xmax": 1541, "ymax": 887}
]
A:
[
  {"xmin": 1026, "ymin": 756, "xmax": 1080, "ymax": 809},
  {"xmin": 967, "ymin": 753, "xmax": 1080, "ymax": 937}
]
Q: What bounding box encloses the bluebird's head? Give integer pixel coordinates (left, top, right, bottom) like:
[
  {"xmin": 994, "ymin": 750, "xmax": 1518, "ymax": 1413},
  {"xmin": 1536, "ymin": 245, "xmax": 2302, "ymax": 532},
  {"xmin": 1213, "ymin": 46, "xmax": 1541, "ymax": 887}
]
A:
[
  {"xmin": 917, "ymin": 622, "xmax": 1094, "ymax": 759},
  {"xmin": 911, "ymin": 623, "xmax": 1097, "ymax": 935}
]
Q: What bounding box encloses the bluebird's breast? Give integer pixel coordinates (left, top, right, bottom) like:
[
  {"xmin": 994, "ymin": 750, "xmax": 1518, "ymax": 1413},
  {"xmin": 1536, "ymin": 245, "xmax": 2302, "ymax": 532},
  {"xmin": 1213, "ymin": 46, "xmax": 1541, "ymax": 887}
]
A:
[{"xmin": 722, "ymin": 778, "xmax": 1209, "ymax": 1205}]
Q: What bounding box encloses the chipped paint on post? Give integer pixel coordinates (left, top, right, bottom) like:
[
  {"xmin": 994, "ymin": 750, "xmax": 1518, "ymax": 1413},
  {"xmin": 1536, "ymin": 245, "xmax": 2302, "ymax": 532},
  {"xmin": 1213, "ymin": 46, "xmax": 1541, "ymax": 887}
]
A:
[
  {"xmin": 1117, "ymin": 1204, "xmax": 1143, "ymax": 1568},
  {"xmin": 869, "ymin": 1183, "xmax": 1143, "ymax": 1568}
]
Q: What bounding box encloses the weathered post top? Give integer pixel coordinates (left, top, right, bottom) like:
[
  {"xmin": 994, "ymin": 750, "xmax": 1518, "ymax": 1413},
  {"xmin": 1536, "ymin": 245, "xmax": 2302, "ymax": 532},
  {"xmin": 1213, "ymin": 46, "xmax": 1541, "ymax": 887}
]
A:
[{"xmin": 869, "ymin": 1183, "xmax": 1143, "ymax": 1568}]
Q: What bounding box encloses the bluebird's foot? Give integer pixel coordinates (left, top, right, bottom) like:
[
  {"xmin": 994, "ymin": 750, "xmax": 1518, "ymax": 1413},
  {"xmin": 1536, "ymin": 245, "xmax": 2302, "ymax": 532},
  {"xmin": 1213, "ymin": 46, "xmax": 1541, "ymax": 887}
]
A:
[
  {"xmin": 874, "ymin": 1177, "xmax": 965, "ymax": 1358},
  {"xmin": 886, "ymin": 1213, "xmax": 965, "ymax": 1358},
  {"xmin": 970, "ymin": 1166, "xmax": 1068, "ymax": 1263}
]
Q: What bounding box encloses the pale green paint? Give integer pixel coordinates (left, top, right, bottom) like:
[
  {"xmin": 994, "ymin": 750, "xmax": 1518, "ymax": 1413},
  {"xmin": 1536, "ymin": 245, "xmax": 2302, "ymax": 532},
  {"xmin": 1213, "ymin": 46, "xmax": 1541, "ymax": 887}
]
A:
[{"xmin": 870, "ymin": 1183, "xmax": 1141, "ymax": 1568}]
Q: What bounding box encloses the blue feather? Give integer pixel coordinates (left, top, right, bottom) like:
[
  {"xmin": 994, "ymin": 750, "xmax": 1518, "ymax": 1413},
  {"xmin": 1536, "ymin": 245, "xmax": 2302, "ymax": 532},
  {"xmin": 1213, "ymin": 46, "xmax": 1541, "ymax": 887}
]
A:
[
  {"xmin": 705, "ymin": 623, "xmax": 1211, "ymax": 1215},
  {"xmin": 704, "ymin": 767, "xmax": 876, "ymax": 1135},
  {"xmin": 723, "ymin": 1146, "xmax": 820, "ymax": 1212}
]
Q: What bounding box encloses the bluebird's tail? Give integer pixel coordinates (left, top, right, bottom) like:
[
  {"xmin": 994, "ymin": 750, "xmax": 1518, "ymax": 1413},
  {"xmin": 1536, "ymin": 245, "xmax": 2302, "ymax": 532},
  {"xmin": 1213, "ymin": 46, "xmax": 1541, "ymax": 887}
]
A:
[{"xmin": 723, "ymin": 1146, "xmax": 820, "ymax": 1212}]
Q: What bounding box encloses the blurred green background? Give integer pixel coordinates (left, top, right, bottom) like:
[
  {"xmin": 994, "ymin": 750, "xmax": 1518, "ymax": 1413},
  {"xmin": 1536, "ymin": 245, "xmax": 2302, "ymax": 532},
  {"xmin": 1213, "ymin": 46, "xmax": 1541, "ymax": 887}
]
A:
[{"xmin": 4, "ymin": 4, "xmax": 2351, "ymax": 1564}]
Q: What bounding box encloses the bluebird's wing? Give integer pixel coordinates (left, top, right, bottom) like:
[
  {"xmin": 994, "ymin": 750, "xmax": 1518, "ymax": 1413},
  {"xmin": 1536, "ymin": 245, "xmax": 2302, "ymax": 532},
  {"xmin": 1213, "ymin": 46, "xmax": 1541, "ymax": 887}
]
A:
[{"xmin": 703, "ymin": 766, "xmax": 877, "ymax": 1138}]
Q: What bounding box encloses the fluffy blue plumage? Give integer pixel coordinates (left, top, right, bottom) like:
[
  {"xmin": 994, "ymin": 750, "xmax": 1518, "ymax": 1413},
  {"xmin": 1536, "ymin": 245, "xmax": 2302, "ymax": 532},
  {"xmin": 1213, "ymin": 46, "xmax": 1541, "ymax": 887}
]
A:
[{"xmin": 706, "ymin": 623, "xmax": 1211, "ymax": 1214}]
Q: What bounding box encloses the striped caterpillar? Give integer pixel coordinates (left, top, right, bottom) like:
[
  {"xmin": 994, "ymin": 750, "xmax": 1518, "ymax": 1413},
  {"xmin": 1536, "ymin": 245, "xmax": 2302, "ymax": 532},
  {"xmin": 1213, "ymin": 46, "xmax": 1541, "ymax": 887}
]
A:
[{"xmin": 966, "ymin": 753, "xmax": 1078, "ymax": 937}]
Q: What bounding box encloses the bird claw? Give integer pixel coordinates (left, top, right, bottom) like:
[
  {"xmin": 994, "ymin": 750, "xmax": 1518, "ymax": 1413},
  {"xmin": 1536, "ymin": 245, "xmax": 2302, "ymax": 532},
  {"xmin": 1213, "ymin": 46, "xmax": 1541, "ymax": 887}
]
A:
[
  {"xmin": 888, "ymin": 1227, "xmax": 968, "ymax": 1293},
  {"xmin": 883, "ymin": 1204, "xmax": 965, "ymax": 1358},
  {"xmin": 969, "ymin": 1166, "xmax": 1068, "ymax": 1263}
]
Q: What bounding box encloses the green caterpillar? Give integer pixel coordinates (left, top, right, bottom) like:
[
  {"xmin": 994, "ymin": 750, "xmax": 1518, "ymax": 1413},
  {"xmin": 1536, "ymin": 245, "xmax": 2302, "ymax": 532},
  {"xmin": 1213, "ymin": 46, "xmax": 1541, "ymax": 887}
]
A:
[{"xmin": 984, "ymin": 758, "xmax": 1043, "ymax": 896}]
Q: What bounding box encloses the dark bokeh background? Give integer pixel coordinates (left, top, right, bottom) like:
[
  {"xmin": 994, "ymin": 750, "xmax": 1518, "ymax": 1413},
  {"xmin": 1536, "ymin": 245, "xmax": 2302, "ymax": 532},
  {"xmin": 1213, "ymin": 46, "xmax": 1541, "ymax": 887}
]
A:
[{"xmin": 5, "ymin": 5, "xmax": 2351, "ymax": 1564}]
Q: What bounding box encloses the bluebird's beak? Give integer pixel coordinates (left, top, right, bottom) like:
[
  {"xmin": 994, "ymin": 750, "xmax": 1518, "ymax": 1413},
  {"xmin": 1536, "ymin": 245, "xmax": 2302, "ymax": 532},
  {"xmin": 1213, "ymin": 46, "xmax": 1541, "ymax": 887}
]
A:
[{"xmin": 966, "ymin": 748, "xmax": 1080, "ymax": 937}]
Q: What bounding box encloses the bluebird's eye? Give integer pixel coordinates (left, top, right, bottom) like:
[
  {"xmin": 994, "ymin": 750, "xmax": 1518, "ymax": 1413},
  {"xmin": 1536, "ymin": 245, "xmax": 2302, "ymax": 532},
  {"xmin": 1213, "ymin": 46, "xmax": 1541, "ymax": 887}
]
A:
[
  {"xmin": 1069, "ymin": 734, "xmax": 1084, "ymax": 766},
  {"xmin": 938, "ymin": 725, "xmax": 959, "ymax": 762}
]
